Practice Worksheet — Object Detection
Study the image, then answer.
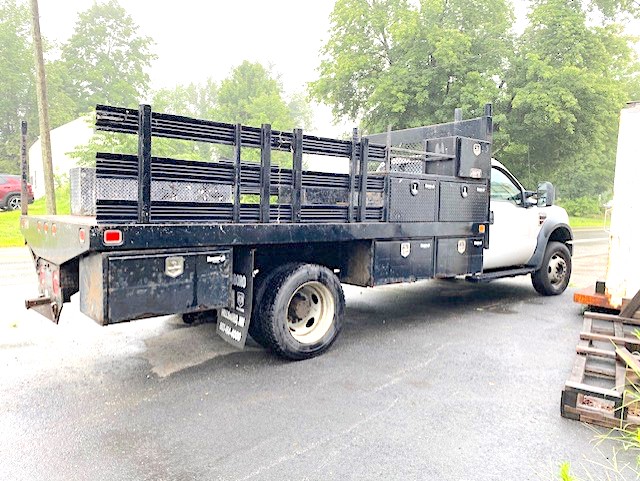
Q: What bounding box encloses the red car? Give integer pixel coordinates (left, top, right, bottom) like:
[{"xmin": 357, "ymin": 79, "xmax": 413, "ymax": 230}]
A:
[{"xmin": 0, "ymin": 174, "xmax": 34, "ymax": 211}]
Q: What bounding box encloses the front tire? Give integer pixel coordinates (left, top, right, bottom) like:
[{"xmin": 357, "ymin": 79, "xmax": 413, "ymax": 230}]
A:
[
  {"xmin": 531, "ymin": 241, "xmax": 572, "ymax": 296},
  {"xmin": 255, "ymin": 264, "xmax": 344, "ymax": 360}
]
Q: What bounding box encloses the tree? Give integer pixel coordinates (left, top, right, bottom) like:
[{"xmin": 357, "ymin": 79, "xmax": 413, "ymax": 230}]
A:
[
  {"xmin": 151, "ymin": 80, "xmax": 218, "ymax": 161},
  {"xmin": 153, "ymin": 79, "xmax": 218, "ymax": 120},
  {"xmin": 588, "ymin": 0, "xmax": 640, "ymax": 18},
  {"xmin": 497, "ymin": 0, "xmax": 638, "ymax": 197},
  {"xmin": 214, "ymin": 61, "xmax": 295, "ymax": 130},
  {"xmin": 0, "ymin": 0, "xmax": 36, "ymax": 173},
  {"xmin": 60, "ymin": 0, "xmax": 155, "ymax": 115},
  {"xmin": 312, "ymin": 0, "xmax": 640, "ymax": 199},
  {"xmin": 74, "ymin": 62, "xmax": 312, "ymax": 167},
  {"xmin": 310, "ymin": 0, "xmax": 514, "ymax": 132}
]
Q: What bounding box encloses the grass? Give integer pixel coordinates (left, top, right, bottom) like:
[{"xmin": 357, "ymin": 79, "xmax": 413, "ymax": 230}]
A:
[
  {"xmin": 569, "ymin": 215, "xmax": 610, "ymax": 229},
  {"xmin": 0, "ymin": 184, "xmax": 70, "ymax": 248}
]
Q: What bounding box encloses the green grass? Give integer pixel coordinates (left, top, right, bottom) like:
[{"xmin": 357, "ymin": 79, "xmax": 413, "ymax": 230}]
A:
[
  {"xmin": 569, "ymin": 215, "xmax": 610, "ymax": 229},
  {"xmin": 0, "ymin": 184, "xmax": 70, "ymax": 248}
]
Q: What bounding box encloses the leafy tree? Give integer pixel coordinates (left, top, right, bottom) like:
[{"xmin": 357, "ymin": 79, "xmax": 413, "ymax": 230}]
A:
[
  {"xmin": 151, "ymin": 80, "xmax": 218, "ymax": 161},
  {"xmin": 588, "ymin": 0, "xmax": 640, "ymax": 18},
  {"xmin": 60, "ymin": 0, "xmax": 156, "ymax": 115},
  {"xmin": 214, "ymin": 61, "xmax": 295, "ymax": 130},
  {"xmin": 312, "ymin": 0, "xmax": 639, "ymax": 199},
  {"xmin": 498, "ymin": 0, "xmax": 638, "ymax": 197},
  {"xmin": 310, "ymin": 0, "xmax": 514, "ymax": 132},
  {"xmin": 74, "ymin": 63, "xmax": 311, "ymax": 166},
  {"xmin": 0, "ymin": 0, "xmax": 36, "ymax": 173},
  {"xmin": 153, "ymin": 79, "xmax": 218, "ymax": 120}
]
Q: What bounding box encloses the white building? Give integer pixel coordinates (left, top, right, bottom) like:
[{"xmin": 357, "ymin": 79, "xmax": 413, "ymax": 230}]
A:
[{"xmin": 28, "ymin": 117, "xmax": 93, "ymax": 199}]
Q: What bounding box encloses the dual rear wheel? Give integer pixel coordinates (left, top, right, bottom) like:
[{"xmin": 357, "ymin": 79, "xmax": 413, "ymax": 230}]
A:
[{"xmin": 250, "ymin": 263, "xmax": 344, "ymax": 361}]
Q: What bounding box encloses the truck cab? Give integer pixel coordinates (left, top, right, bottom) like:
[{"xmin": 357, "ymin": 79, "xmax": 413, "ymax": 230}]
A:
[{"xmin": 482, "ymin": 159, "xmax": 573, "ymax": 295}]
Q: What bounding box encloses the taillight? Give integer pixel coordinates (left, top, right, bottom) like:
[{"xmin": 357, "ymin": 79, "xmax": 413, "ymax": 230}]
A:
[
  {"xmin": 21, "ymin": 218, "xmax": 29, "ymax": 229},
  {"xmin": 78, "ymin": 228, "xmax": 86, "ymax": 244},
  {"xmin": 51, "ymin": 224, "xmax": 57, "ymax": 236},
  {"xmin": 103, "ymin": 229, "xmax": 123, "ymax": 245},
  {"xmin": 37, "ymin": 221, "xmax": 42, "ymax": 233},
  {"xmin": 43, "ymin": 223, "xmax": 49, "ymax": 235}
]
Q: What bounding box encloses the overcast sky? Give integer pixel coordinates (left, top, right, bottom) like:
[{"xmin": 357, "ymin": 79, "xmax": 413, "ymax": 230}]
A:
[
  {"xmin": 37, "ymin": 0, "xmax": 347, "ymax": 134},
  {"xmin": 35, "ymin": 1, "xmax": 638, "ymax": 135}
]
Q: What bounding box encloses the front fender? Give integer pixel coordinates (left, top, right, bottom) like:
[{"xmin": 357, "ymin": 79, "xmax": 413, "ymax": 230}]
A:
[{"xmin": 526, "ymin": 222, "xmax": 573, "ymax": 269}]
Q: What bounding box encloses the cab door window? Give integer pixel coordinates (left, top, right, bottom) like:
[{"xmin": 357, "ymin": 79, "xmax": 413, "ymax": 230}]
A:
[{"xmin": 490, "ymin": 168, "xmax": 522, "ymax": 205}]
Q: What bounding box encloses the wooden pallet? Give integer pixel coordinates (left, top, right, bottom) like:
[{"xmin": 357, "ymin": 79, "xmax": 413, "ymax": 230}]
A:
[{"xmin": 561, "ymin": 289, "xmax": 640, "ymax": 428}]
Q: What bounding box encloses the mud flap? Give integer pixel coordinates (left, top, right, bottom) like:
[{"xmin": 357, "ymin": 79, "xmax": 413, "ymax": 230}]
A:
[{"xmin": 217, "ymin": 248, "xmax": 255, "ymax": 349}]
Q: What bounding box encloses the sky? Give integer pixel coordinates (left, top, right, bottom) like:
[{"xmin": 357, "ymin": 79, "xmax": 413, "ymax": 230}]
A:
[
  {"xmin": 35, "ymin": 0, "xmax": 639, "ymax": 136},
  {"xmin": 37, "ymin": 0, "xmax": 347, "ymax": 134}
]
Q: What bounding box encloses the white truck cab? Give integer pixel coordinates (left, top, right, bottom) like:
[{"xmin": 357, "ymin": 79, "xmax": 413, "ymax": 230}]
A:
[{"xmin": 480, "ymin": 159, "xmax": 573, "ymax": 295}]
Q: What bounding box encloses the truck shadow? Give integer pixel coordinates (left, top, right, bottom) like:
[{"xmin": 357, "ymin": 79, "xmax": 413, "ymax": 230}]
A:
[
  {"xmin": 343, "ymin": 278, "xmax": 540, "ymax": 325},
  {"xmin": 144, "ymin": 278, "xmax": 561, "ymax": 376}
]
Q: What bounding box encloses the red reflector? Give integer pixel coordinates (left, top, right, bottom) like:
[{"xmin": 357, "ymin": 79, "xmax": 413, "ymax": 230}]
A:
[
  {"xmin": 43, "ymin": 223, "xmax": 49, "ymax": 234},
  {"xmin": 103, "ymin": 229, "xmax": 123, "ymax": 245},
  {"xmin": 52, "ymin": 271, "xmax": 60, "ymax": 295},
  {"xmin": 51, "ymin": 224, "xmax": 57, "ymax": 236},
  {"xmin": 37, "ymin": 221, "xmax": 42, "ymax": 232},
  {"xmin": 78, "ymin": 229, "xmax": 86, "ymax": 244}
]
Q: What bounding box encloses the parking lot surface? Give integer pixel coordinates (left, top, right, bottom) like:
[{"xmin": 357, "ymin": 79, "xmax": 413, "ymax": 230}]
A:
[{"xmin": 1, "ymin": 229, "xmax": 631, "ymax": 480}]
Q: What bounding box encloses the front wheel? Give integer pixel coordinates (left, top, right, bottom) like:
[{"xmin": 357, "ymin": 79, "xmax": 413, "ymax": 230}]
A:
[
  {"xmin": 531, "ymin": 241, "xmax": 572, "ymax": 296},
  {"xmin": 255, "ymin": 263, "xmax": 344, "ymax": 360}
]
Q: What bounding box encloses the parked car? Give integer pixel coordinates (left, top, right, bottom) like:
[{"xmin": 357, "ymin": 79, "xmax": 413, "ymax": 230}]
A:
[{"xmin": 0, "ymin": 174, "xmax": 34, "ymax": 211}]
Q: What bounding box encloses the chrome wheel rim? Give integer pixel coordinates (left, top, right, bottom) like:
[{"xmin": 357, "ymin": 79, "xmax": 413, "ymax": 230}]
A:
[
  {"xmin": 8, "ymin": 197, "xmax": 20, "ymax": 210},
  {"xmin": 286, "ymin": 281, "xmax": 335, "ymax": 344},
  {"xmin": 548, "ymin": 254, "xmax": 567, "ymax": 286}
]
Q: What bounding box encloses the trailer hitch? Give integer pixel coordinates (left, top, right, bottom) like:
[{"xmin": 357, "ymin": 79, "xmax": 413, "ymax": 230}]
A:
[{"xmin": 25, "ymin": 297, "xmax": 62, "ymax": 324}]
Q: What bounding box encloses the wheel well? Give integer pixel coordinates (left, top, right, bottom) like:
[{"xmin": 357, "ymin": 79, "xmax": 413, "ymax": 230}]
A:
[
  {"xmin": 254, "ymin": 241, "xmax": 371, "ymax": 286},
  {"xmin": 548, "ymin": 226, "xmax": 573, "ymax": 254}
]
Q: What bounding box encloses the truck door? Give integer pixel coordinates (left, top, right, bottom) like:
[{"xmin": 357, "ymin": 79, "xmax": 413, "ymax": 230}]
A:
[{"xmin": 483, "ymin": 166, "xmax": 539, "ymax": 270}]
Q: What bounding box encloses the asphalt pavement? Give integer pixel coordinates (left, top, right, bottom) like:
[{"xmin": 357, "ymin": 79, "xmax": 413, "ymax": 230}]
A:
[{"xmin": 1, "ymin": 228, "xmax": 634, "ymax": 480}]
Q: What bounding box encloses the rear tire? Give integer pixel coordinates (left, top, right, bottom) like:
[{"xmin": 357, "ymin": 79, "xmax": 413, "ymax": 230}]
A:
[
  {"xmin": 249, "ymin": 263, "xmax": 300, "ymax": 348},
  {"xmin": 255, "ymin": 263, "xmax": 344, "ymax": 360},
  {"xmin": 532, "ymin": 241, "xmax": 572, "ymax": 296}
]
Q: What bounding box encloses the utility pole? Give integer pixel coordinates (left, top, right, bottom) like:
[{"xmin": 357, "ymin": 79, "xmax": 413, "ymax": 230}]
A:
[{"xmin": 29, "ymin": 0, "xmax": 56, "ymax": 214}]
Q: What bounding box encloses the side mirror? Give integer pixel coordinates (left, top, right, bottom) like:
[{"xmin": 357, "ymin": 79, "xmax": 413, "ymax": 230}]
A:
[{"xmin": 537, "ymin": 181, "xmax": 555, "ymax": 207}]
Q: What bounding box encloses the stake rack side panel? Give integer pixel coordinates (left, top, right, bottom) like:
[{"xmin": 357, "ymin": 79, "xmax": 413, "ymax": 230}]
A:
[{"xmin": 94, "ymin": 104, "xmax": 386, "ymax": 225}]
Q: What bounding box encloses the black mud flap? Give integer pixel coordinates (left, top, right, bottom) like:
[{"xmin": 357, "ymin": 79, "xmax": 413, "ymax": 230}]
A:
[
  {"xmin": 25, "ymin": 297, "xmax": 63, "ymax": 323},
  {"xmin": 216, "ymin": 248, "xmax": 255, "ymax": 349}
]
